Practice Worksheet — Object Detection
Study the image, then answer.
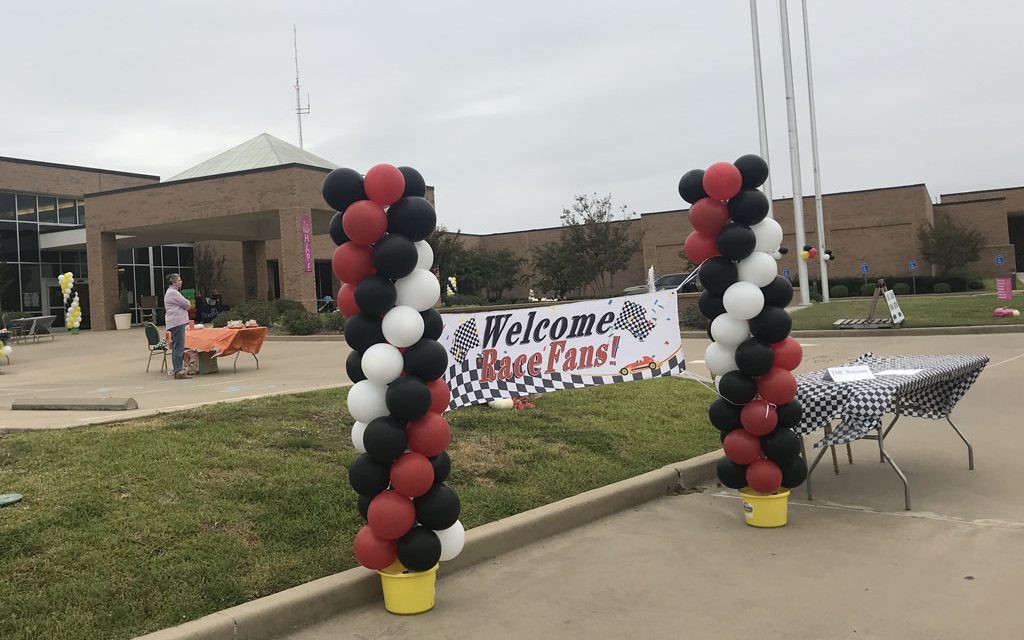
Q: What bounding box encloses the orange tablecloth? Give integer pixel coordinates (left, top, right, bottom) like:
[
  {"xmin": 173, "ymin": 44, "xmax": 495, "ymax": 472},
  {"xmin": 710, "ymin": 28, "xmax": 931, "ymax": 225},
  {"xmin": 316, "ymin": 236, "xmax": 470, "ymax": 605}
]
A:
[{"xmin": 183, "ymin": 327, "xmax": 268, "ymax": 357}]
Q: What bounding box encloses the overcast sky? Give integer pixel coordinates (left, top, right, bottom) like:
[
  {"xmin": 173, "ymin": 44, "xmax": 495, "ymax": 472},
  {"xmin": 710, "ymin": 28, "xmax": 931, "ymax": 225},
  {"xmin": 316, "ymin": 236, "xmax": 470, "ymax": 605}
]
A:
[{"xmin": 2, "ymin": 1, "xmax": 1020, "ymax": 233}]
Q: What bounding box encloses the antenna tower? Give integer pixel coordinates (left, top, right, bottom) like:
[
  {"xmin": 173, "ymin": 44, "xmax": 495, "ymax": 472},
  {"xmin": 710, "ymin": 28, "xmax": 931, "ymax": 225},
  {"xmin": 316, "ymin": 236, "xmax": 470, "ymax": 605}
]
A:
[{"xmin": 293, "ymin": 25, "xmax": 311, "ymax": 149}]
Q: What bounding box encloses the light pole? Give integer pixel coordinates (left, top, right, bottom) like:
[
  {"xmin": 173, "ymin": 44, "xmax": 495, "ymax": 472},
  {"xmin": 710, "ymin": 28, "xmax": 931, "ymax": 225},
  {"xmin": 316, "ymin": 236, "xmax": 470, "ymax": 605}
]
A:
[
  {"xmin": 749, "ymin": 0, "xmax": 774, "ymax": 219},
  {"xmin": 802, "ymin": 0, "xmax": 830, "ymax": 301}
]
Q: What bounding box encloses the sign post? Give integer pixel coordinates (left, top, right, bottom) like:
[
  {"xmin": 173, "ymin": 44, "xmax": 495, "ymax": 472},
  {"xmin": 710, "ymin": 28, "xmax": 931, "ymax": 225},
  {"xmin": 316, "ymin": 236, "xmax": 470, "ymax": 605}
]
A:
[
  {"xmin": 861, "ymin": 262, "xmax": 869, "ymax": 284},
  {"xmin": 908, "ymin": 260, "xmax": 917, "ymax": 294}
]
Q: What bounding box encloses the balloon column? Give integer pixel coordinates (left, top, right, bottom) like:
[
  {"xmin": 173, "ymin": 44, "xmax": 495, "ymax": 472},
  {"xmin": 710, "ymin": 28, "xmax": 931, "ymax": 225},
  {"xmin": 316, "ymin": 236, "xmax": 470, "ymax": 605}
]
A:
[
  {"xmin": 59, "ymin": 272, "xmax": 82, "ymax": 332},
  {"xmin": 324, "ymin": 165, "xmax": 465, "ymax": 579},
  {"xmin": 679, "ymin": 155, "xmax": 808, "ymax": 498}
]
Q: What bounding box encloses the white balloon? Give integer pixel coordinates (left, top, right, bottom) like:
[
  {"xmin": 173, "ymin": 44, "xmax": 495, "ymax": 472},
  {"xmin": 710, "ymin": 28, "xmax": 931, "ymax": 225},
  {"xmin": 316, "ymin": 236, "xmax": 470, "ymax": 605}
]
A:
[
  {"xmin": 73, "ymin": 321, "xmax": 81, "ymax": 328},
  {"xmin": 722, "ymin": 282, "xmax": 765, "ymax": 320},
  {"xmin": 710, "ymin": 314, "xmax": 750, "ymax": 347},
  {"xmin": 435, "ymin": 520, "xmax": 466, "ymax": 561},
  {"xmin": 737, "ymin": 252, "xmax": 778, "ymax": 287},
  {"xmin": 705, "ymin": 342, "xmax": 738, "ymax": 377},
  {"xmin": 415, "ymin": 241, "xmax": 434, "ymax": 271},
  {"xmin": 395, "ymin": 269, "xmax": 441, "ymax": 312},
  {"xmin": 381, "ymin": 305, "xmax": 425, "ymax": 348},
  {"xmin": 361, "ymin": 343, "xmax": 405, "ymax": 385},
  {"xmin": 2, "ymin": 346, "xmax": 11, "ymax": 356},
  {"xmin": 351, "ymin": 421, "xmax": 367, "ymax": 453},
  {"xmin": 346, "ymin": 380, "xmax": 389, "ymax": 423},
  {"xmin": 772, "ymin": 251, "xmax": 783, "ymax": 261},
  {"xmin": 751, "ymin": 218, "xmax": 783, "ymax": 253}
]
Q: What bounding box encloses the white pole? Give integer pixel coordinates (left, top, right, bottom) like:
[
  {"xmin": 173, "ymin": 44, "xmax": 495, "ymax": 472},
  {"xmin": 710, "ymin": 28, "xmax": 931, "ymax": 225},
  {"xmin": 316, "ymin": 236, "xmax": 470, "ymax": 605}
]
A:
[
  {"xmin": 802, "ymin": 0, "xmax": 830, "ymax": 302},
  {"xmin": 778, "ymin": 0, "xmax": 811, "ymax": 306},
  {"xmin": 749, "ymin": 0, "xmax": 774, "ymax": 219}
]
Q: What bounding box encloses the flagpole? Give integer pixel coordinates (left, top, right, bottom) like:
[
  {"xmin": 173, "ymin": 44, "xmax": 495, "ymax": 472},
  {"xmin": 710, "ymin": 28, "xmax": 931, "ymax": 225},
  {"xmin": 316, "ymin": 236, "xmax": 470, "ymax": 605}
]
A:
[
  {"xmin": 802, "ymin": 0, "xmax": 830, "ymax": 302},
  {"xmin": 749, "ymin": 0, "xmax": 774, "ymax": 219}
]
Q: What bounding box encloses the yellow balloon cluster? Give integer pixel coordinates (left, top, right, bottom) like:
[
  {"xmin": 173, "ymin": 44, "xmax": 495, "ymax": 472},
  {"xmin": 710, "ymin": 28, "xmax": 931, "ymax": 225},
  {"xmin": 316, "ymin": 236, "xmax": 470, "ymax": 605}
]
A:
[
  {"xmin": 58, "ymin": 271, "xmax": 75, "ymax": 303},
  {"xmin": 0, "ymin": 338, "xmax": 11, "ymax": 359}
]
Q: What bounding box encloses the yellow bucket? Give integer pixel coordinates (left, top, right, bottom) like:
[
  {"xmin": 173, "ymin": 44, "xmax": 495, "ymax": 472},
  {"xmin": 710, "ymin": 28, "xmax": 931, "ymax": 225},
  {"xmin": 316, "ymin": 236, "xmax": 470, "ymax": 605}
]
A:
[
  {"xmin": 740, "ymin": 488, "xmax": 790, "ymax": 528},
  {"xmin": 378, "ymin": 564, "xmax": 438, "ymax": 615}
]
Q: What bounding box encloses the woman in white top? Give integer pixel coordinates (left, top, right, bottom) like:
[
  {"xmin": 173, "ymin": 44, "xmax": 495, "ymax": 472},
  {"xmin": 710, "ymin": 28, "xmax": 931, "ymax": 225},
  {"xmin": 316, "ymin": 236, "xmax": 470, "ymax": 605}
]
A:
[{"xmin": 163, "ymin": 273, "xmax": 191, "ymax": 379}]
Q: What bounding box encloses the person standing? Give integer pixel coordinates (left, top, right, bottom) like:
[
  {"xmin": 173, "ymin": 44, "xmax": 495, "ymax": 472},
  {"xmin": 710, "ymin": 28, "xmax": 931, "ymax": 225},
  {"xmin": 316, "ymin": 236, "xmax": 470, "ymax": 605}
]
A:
[{"xmin": 164, "ymin": 273, "xmax": 191, "ymax": 379}]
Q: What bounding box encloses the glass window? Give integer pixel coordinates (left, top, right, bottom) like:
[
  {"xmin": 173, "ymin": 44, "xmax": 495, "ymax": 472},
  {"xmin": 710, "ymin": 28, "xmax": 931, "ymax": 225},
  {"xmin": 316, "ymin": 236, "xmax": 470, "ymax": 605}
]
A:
[
  {"xmin": 178, "ymin": 245, "xmax": 194, "ymax": 267},
  {"xmin": 151, "ymin": 246, "xmax": 161, "ymax": 266},
  {"xmin": 41, "ymin": 251, "xmax": 61, "ymax": 263},
  {"xmin": 40, "ymin": 263, "xmax": 61, "ymax": 278},
  {"xmin": 179, "ymin": 267, "xmax": 195, "ymax": 289},
  {"xmin": 0, "ymin": 221, "xmax": 17, "ymax": 261},
  {"xmin": 134, "ymin": 248, "xmax": 150, "ymax": 264},
  {"xmin": 37, "ymin": 196, "xmax": 57, "ymax": 223},
  {"xmin": 16, "ymin": 194, "xmax": 36, "ymax": 222},
  {"xmin": 117, "ymin": 266, "xmax": 135, "ymax": 306},
  {"xmin": 58, "ymin": 198, "xmax": 77, "ymax": 225},
  {"xmin": 77, "ymin": 201, "xmax": 85, "ymax": 225},
  {"xmin": 134, "ymin": 266, "xmax": 152, "ymax": 297},
  {"xmin": 117, "ymin": 249, "xmax": 132, "ymax": 264},
  {"xmin": 17, "ymin": 223, "xmax": 39, "ymax": 263},
  {"xmin": 0, "ymin": 269, "xmax": 18, "ymax": 311},
  {"xmin": 161, "ymin": 246, "xmax": 178, "ymax": 266},
  {"xmin": 0, "ymin": 193, "xmax": 14, "ymax": 221},
  {"xmin": 20, "ymin": 265, "xmax": 41, "ymax": 311}
]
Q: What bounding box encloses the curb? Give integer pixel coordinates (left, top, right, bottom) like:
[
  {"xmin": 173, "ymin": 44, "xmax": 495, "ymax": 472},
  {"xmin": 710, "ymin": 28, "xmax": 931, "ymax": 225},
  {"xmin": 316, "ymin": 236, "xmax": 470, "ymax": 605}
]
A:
[
  {"xmin": 264, "ymin": 335, "xmax": 345, "ymax": 342},
  {"xmin": 133, "ymin": 450, "xmax": 722, "ymax": 640},
  {"xmin": 681, "ymin": 324, "xmax": 1024, "ymax": 339}
]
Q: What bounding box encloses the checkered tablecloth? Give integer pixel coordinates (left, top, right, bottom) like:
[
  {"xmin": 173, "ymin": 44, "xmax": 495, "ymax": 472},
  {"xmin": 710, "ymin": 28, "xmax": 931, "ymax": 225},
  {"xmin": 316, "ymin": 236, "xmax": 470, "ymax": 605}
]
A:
[{"xmin": 795, "ymin": 353, "xmax": 989, "ymax": 447}]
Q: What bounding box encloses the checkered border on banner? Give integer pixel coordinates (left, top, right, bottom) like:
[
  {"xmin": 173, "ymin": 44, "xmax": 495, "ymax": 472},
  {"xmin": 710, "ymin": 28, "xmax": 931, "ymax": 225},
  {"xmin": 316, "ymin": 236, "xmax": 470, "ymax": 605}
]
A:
[
  {"xmin": 445, "ymin": 355, "xmax": 687, "ymax": 410},
  {"xmin": 795, "ymin": 353, "xmax": 988, "ymax": 447}
]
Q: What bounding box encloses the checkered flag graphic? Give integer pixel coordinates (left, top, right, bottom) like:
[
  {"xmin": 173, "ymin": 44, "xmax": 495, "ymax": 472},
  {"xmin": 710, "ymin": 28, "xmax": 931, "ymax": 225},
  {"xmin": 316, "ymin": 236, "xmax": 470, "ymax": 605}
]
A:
[
  {"xmin": 449, "ymin": 318, "xmax": 480, "ymax": 362},
  {"xmin": 613, "ymin": 300, "xmax": 655, "ymax": 341}
]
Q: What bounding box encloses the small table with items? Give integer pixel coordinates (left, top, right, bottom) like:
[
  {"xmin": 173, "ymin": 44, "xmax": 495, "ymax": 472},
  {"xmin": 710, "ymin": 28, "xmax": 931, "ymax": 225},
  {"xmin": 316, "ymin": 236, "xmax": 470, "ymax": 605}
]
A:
[
  {"xmin": 169, "ymin": 326, "xmax": 268, "ymax": 374},
  {"xmin": 794, "ymin": 353, "xmax": 988, "ymax": 510}
]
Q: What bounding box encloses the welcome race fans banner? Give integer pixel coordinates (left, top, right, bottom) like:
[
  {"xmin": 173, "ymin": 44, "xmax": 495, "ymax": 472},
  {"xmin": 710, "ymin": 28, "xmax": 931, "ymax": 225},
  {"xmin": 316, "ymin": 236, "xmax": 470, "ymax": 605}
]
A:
[{"xmin": 439, "ymin": 291, "xmax": 686, "ymax": 409}]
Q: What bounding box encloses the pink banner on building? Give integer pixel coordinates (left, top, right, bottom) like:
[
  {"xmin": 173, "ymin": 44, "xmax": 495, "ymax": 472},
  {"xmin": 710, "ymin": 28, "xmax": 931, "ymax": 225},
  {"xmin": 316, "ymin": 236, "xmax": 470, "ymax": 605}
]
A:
[
  {"xmin": 996, "ymin": 277, "xmax": 1013, "ymax": 301},
  {"xmin": 301, "ymin": 214, "xmax": 313, "ymax": 273}
]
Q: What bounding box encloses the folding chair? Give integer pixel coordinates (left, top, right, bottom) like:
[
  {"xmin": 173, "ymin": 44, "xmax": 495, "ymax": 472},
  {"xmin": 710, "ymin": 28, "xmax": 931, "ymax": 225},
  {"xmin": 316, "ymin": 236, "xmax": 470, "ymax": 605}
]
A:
[{"xmin": 144, "ymin": 322, "xmax": 169, "ymax": 372}]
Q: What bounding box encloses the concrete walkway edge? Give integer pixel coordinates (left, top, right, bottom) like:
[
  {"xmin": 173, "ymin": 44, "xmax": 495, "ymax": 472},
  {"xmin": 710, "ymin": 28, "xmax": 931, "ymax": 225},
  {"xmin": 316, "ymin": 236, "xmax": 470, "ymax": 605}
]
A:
[
  {"xmin": 133, "ymin": 450, "xmax": 722, "ymax": 640},
  {"xmin": 682, "ymin": 324, "xmax": 1024, "ymax": 339}
]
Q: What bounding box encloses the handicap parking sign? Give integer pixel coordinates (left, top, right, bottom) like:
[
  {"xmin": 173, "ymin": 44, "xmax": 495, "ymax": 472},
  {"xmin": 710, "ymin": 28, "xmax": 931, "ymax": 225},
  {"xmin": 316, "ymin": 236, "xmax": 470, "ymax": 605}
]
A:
[
  {"xmin": 861, "ymin": 262, "xmax": 869, "ymax": 273},
  {"xmin": 996, "ymin": 255, "xmax": 1005, "ymax": 266},
  {"xmin": 908, "ymin": 260, "xmax": 917, "ymax": 272},
  {"xmin": 783, "ymin": 268, "xmax": 791, "ymax": 278}
]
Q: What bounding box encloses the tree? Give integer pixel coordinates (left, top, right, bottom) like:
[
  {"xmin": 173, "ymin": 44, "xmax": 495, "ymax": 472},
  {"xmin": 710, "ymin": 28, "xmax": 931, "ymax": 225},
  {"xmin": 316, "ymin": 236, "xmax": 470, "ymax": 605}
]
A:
[
  {"xmin": 473, "ymin": 249, "xmax": 525, "ymax": 302},
  {"xmin": 193, "ymin": 244, "xmax": 227, "ymax": 298},
  {"xmin": 429, "ymin": 225, "xmax": 468, "ymax": 285},
  {"xmin": 917, "ymin": 214, "xmax": 985, "ymax": 275},
  {"xmin": 532, "ymin": 240, "xmax": 588, "ymax": 299}
]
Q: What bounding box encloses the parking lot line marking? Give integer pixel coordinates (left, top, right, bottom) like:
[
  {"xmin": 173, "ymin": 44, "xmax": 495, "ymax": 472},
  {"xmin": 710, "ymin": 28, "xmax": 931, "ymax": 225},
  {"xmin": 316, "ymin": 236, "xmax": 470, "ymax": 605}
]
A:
[{"xmin": 989, "ymin": 352, "xmax": 1024, "ymax": 368}]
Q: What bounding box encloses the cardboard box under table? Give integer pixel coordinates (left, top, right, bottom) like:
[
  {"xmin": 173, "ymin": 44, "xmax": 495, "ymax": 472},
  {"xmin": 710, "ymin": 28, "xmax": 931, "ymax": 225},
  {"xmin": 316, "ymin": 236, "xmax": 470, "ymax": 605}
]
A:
[{"xmin": 174, "ymin": 326, "xmax": 268, "ymax": 374}]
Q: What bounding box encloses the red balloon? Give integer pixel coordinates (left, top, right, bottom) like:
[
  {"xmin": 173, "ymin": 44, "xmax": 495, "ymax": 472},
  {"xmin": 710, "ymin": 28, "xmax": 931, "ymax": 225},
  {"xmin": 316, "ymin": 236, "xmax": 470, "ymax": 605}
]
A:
[
  {"xmin": 740, "ymin": 399, "xmax": 779, "ymax": 436},
  {"xmin": 332, "ymin": 242, "xmax": 375, "ymax": 285},
  {"xmin": 337, "ymin": 283, "xmax": 360, "ymax": 317},
  {"xmin": 367, "ymin": 491, "xmax": 416, "ymax": 540},
  {"xmin": 353, "ymin": 525, "xmax": 397, "ymax": 570},
  {"xmin": 746, "ymin": 459, "xmax": 783, "ymax": 494},
  {"xmin": 684, "ymin": 231, "xmax": 720, "ymax": 265},
  {"xmin": 406, "ymin": 413, "xmax": 451, "ymax": 457},
  {"xmin": 342, "ymin": 200, "xmax": 388, "ymax": 245},
  {"xmin": 723, "ymin": 429, "xmax": 762, "ymax": 465},
  {"xmin": 757, "ymin": 367, "xmax": 798, "ymax": 405},
  {"xmin": 390, "ymin": 452, "xmax": 435, "ymax": 498},
  {"xmin": 770, "ymin": 337, "xmax": 803, "ymax": 371},
  {"xmin": 689, "ymin": 198, "xmax": 730, "ymax": 236},
  {"xmin": 364, "ymin": 164, "xmax": 406, "ymax": 206},
  {"xmin": 703, "ymin": 162, "xmax": 743, "ymax": 201},
  {"xmin": 426, "ymin": 378, "xmax": 450, "ymax": 414},
  {"xmin": 808, "ymin": 247, "xmax": 819, "ymax": 259}
]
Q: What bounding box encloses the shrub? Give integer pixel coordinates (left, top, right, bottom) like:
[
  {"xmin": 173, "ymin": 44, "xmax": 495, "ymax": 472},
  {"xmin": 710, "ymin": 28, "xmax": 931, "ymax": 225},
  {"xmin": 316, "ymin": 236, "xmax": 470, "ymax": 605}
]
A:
[
  {"xmin": 211, "ymin": 300, "xmax": 279, "ymax": 328},
  {"xmin": 933, "ymin": 282, "xmax": 951, "ymax": 294},
  {"xmin": 282, "ymin": 310, "xmax": 322, "ymax": 335},
  {"xmin": 967, "ymin": 278, "xmax": 986, "ymax": 291},
  {"xmin": 810, "ymin": 289, "xmax": 823, "ymax": 303},
  {"xmin": 444, "ymin": 294, "xmax": 487, "ymax": 307},
  {"xmin": 829, "ymin": 285, "xmax": 849, "ymax": 298},
  {"xmin": 273, "ymin": 298, "xmax": 307, "ymax": 317},
  {"xmin": 679, "ymin": 300, "xmax": 709, "ymax": 330},
  {"xmin": 892, "ymin": 283, "xmax": 911, "ymax": 295},
  {"xmin": 321, "ymin": 312, "xmax": 346, "ymax": 333},
  {"xmin": 860, "ymin": 283, "xmax": 877, "ymax": 297}
]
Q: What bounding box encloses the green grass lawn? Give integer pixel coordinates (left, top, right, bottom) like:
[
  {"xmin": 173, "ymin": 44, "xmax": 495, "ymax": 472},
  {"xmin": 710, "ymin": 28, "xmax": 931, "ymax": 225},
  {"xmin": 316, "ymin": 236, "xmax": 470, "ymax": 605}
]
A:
[
  {"xmin": 0, "ymin": 378, "xmax": 717, "ymax": 640},
  {"xmin": 791, "ymin": 292, "xmax": 1024, "ymax": 330}
]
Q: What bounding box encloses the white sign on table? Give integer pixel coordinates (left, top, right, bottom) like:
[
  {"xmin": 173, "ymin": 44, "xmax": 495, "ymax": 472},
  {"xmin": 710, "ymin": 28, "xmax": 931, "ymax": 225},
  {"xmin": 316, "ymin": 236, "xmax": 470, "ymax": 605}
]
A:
[{"xmin": 825, "ymin": 365, "xmax": 876, "ymax": 383}]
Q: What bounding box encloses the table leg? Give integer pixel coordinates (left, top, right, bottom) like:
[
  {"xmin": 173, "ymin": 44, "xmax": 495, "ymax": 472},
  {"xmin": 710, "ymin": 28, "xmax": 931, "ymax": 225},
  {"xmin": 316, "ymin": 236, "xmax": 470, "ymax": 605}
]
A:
[
  {"xmin": 805, "ymin": 440, "xmax": 830, "ymax": 502},
  {"xmin": 945, "ymin": 415, "xmax": 975, "ymax": 470},
  {"xmin": 879, "ymin": 413, "xmax": 900, "ymax": 463},
  {"xmin": 846, "ymin": 443, "xmax": 854, "ymax": 465},
  {"xmin": 877, "ymin": 425, "xmax": 911, "ymax": 510},
  {"xmin": 823, "ymin": 422, "xmax": 840, "ymax": 475}
]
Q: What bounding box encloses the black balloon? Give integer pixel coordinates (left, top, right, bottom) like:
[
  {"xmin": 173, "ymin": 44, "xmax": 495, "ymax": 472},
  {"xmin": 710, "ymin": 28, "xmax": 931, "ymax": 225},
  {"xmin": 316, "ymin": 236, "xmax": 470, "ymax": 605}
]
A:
[
  {"xmin": 329, "ymin": 211, "xmax": 349, "ymax": 245},
  {"xmin": 372, "ymin": 234, "xmax": 418, "ymax": 280},
  {"xmin": 779, "ymin": 246, "xmax": 789, "ymax": 255},
  {"xmin": 706, "ymin": 325, "xmax": 713, "ymax": 341},
  {"xmin": 735, "ymin": 339, "xmax": 775, "ymax": 377},
  {"xmin": 397, "ymin": 526, "xmax": 442, "ymax": 572},
  {"xmin": 322, "ymin": 167, "xmax": 367, "ymax": 213},
  {"xmin": 776, "ymin": 400, "xmax": 803, "ymax": 430},
  {"xmin": 718, "ymin": 371, "xmax": 758, "ymax": 405},
  {"xmin": 717, "ymin": 457, "xmax": 748, "ymax": 490},
  {"xmin": 388, "ymin": 197, "xmax": 437, "ymax": 242},
  {"xmin": 403, "ymin": 339, "xmax": 448, "ymax": 381},
  {"xmin": 762, "ymin": 276, "xmax": 794, "ymax": 308},
  {"xmin": 414, "ymin": 483, "xmax": 461, "ymax": 530},
  {"xmin": 749, "ymin": 306, "xmax": 793, "ymax": 344},
  {"xmin": 348, "ymin": 454, "xmax": 391, "ymax": 497},
  {"xmin": 727, "ymin": 189, "xmax": 770, "ymax": 226},
  {"xmin": 346, "ymin": 350, "xmax": 366, "ymax": 383},
  {"xmin": 344, "ymin": 313, "xmax": 385, "ymax": 353},
  {"xmin": 421, "ymin": 308, "xmax": 444, "ymax": 340},
  {"xmin": 398, "ymin": 166, "xmax": 427, "ymax": 198},
  {"xmin": 698, "ymin": 290, "xmax": 726, "ymax": 321},
  {"xmin": 734, "ymin": 154, "xmax": 769, "ymax": 189},
  {"xmin": 429, "ymin": 451, "xmax": 451, "ymax": 485},
  {"xmin": 709, "ymin": 398, "xmax": 743, "ymax": 432},
  {"xmin": 678, "ymin": 169, "xmax": 707, "ymax": 204},
  {"xmin": 357, "ymin": 494, "xmax": 371, "ymax": 521},
  {"xmin": 716, "ymin": 223, "xmax": 756, "ymax": 261},
  {"xmin": 762, "ymin": 427, "xmax": 801, "ymax": 466},
  {"xmin": 386, "ymin": 376, "xmax": 432, "ymax": 422},
  {"xmin": 781, "ymin": 455, "xmax": 808, "ymax": 488},
  {"xmin": 362, "ymin": 416, "xmax": 408, "ymax": 463},
  {"xmin": 354, "ymin": 275, "xmax": 397, "ymax": 317},
  {"xmin": 698, "ymin": 256, "xmax": 739, "ymax": 296}
]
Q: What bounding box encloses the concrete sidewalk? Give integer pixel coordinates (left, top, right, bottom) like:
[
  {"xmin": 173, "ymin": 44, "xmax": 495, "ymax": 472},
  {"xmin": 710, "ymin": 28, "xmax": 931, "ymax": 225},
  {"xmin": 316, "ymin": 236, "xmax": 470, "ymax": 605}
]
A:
[{"xmin": 286, "ymin": 333, "xmax": 1024, "ymax": 640}]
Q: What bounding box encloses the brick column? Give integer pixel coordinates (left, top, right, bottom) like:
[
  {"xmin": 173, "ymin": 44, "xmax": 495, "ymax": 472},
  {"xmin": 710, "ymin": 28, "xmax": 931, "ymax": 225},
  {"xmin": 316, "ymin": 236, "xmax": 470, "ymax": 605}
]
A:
[
  {"xmin": 85, "ymin": 228, "xmax": 119, "ymax": 330},
  {"xmin": 241, "ymin": 240, "xmax": 268, "ymax": 301},
  {"xmin": 277, "ymin": 207, "xmax": 317, "ymax": 310}
]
